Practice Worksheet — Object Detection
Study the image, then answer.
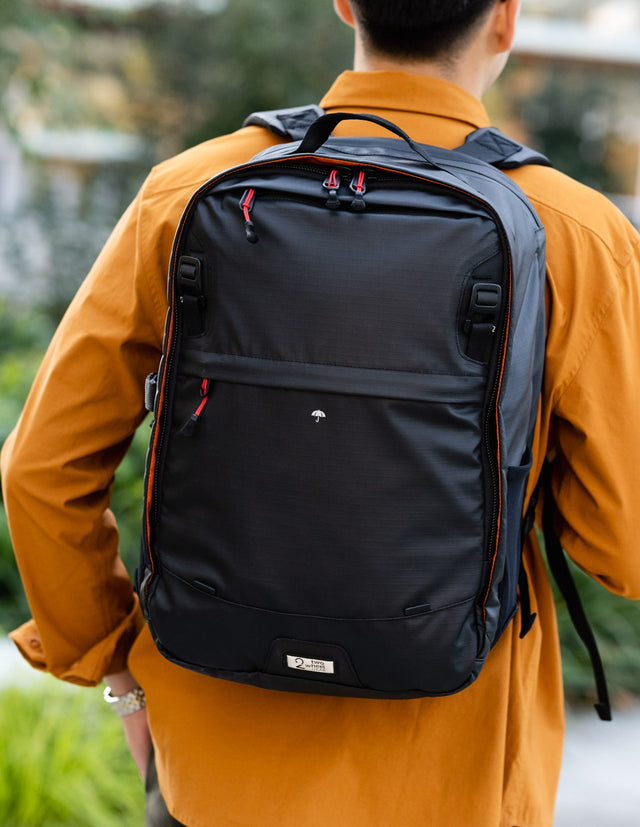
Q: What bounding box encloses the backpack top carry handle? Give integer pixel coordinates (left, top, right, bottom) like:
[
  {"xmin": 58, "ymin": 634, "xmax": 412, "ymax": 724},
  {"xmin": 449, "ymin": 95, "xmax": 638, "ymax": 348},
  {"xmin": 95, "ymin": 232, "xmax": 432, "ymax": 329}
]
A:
[{"xmin": 296, "ymin": 111, "xmax": 441, "ymax": 170}]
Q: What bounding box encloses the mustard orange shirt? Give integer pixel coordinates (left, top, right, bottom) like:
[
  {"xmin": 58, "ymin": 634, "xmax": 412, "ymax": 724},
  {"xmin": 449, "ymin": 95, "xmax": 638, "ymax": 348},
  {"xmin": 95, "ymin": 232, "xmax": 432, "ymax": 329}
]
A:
[{"xmin": 3, "ymin": 72, "xmax": 640, "ymax": 827}]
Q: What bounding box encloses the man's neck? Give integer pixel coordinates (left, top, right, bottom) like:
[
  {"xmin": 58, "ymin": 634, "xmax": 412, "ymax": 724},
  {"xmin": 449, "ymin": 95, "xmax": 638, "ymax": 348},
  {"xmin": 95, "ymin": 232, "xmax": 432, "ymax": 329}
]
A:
[{"xmin": 352, "ymin": 40, "xmax": 496, "ymax": 101}]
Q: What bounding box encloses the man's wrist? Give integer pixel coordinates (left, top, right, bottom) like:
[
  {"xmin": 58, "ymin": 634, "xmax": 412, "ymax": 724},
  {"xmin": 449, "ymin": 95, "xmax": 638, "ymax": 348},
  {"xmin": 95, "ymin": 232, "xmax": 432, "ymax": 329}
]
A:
[
  {"xmin": 103, "ymin": 669, "xmax": 146, "ymax": 716},
  {"xmin": 104, "ymin": 669, "xmax": 140, "ymax": 696},
  {"xmin": 103, "ymin": 685, "xmax": 146, "ymax": 716}
]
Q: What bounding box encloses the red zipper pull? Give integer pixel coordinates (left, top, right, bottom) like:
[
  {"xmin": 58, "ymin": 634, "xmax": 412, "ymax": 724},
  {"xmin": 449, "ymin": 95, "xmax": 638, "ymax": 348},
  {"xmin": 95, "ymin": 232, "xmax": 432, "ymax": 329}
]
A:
[
  {"xmin": 350, "ymin": 170, "xmax": 367, "ymax": 212},
  {"xmin": 180, "ymin": 379, "xmax": 210, "ymax": 436},
  {"xmin": 240, "ymin": 189, "xmax": 259, "ymax": 243},
  {"xmin": 323, "ymin": 169, "xmax": 341, "ymax": 209}
]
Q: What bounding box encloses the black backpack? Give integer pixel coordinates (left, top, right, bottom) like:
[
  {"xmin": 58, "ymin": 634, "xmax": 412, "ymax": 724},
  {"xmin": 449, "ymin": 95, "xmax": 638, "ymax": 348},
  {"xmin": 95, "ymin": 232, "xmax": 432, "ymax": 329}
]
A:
[{"xmin": 137, "ymin": 108, "xmax": 610, "ymax": 715}]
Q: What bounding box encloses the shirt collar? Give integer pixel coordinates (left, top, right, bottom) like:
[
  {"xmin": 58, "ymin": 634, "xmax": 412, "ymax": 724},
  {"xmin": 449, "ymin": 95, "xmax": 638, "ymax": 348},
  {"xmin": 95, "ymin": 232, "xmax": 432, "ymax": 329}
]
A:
[{"xmin": 320, "ymin": 71, "xmax": 491, "ymax": 131}]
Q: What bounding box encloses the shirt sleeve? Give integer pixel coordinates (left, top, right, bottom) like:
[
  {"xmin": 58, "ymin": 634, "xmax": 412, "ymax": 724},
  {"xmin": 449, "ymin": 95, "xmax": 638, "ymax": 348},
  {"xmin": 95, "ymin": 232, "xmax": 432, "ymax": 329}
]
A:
[
  {"xmin": 1, "ymin": 173, "xmax": 169, "ymax": 685},
  {"xmin": 548, "ymin": 225, "xmax": 640, "ymax": 599}
]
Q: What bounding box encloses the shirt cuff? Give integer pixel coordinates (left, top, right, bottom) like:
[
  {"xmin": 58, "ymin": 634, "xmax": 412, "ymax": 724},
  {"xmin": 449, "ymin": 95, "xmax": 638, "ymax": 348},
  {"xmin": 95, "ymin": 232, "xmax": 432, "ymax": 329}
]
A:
[{"xmin": 9, "ymin": 598, "xmax": 145, "ymax": 687}]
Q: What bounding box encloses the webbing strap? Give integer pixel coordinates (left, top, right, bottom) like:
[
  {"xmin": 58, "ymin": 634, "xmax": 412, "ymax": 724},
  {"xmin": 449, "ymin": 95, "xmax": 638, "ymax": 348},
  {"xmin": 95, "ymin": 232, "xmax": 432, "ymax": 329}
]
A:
[
  {"xmin": 457, "ymin": 127, "xmax": 552, "ymax": 170},
  {"xmin": 540, "ymin": 462, "xmax": 612, "ymax": 721},
  {"xmin": 519, "ymin": 477, "xmax": 539, "ymax": 638},
  {"xmin": 518, "ymin": 559, "xmax": 537, "ymax": 638},
  {"xmin": 244, "ymin": 108, "xmax": 552, "ymax": 173},
  {"xmin": 243, "ymin": 105, "xmax": 325, "ymax": 141}
]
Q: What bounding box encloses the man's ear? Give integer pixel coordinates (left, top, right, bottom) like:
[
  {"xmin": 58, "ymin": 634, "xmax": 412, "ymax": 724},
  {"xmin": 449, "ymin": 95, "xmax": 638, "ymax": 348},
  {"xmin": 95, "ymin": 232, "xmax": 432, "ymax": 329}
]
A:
[
  {"xmin": 334, "ymin": 0, "xmax": 356, "ymax": 28},
  {"xmin": 492, "ymin": 0, "xmax": 520, "ymax": 53}
]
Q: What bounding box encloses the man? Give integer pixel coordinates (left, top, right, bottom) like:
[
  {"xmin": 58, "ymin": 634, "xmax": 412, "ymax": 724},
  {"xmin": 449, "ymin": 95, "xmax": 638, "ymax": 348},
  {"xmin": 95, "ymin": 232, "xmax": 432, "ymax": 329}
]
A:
[{"xmin": 2, "ymin": 1, "xmax": 640, "ymax": 825}]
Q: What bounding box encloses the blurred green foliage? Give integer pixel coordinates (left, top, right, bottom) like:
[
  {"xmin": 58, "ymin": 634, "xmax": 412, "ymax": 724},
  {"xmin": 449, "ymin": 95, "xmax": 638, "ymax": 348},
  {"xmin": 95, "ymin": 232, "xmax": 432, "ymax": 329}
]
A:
[
  {"xmin": 502, "ymin": 61, "xmax": 635, "ymax": 196},
  {"xmin": 0, "ymin": 0, "xmax": 353, "ymax": 154},
  {"xmin": 137, "ymin": 0, "xmax": 354, "ymax": 148},
  {"xmin": 0, "ymin": 684, "xmax": 143, "ymax": 825},
  {"xmin": 109, "ymin": 426, "xmax": 150, "ymax": 578}
]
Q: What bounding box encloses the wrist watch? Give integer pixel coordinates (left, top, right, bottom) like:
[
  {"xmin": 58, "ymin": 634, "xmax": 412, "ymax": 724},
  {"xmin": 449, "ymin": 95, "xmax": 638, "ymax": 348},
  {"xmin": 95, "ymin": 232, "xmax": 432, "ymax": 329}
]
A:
[{"xmin": 103, "ymin": 685, "xmax": 146, "ymax": 716}]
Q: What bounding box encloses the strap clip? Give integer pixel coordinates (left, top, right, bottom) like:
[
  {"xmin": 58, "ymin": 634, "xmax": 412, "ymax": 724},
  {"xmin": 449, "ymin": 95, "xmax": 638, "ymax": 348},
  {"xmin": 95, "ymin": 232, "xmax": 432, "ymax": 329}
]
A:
[
  {"xmin": 464, "ymin": 282, "xmax": 502, "ymax": 362},
  {"xmin": 178, "ymin": 255, "xmax": 206, "ymax": 337},
  {"xmin": 178, "ymin": 256, "xmax": 203, "ymax": 297},
  {"xmin": 469, "ymin": 282, "xmax": 501, "ymax": 316}
]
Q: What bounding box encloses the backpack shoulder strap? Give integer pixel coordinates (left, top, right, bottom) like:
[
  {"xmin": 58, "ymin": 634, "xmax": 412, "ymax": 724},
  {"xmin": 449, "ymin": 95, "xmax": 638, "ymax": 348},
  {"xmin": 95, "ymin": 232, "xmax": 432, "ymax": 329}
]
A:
[
  {"xmin": 538, "ymin": 461, "xmax": 612, "ymax": 721},
  {"xmin": 243, "ymin": 105, "xmax": 325, "ymax": 141},
  {"xmin": 243, "ymin": 112, "xmax": 551, "ymax": 170},
  {"xmin": 457, "ymin": 127, "xmax": 552, "ymax": 170}
]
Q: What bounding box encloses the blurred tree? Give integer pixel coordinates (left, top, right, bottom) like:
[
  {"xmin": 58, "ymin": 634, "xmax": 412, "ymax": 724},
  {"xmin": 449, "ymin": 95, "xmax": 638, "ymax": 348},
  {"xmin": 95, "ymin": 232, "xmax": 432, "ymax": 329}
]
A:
[
  {"xmin": 0, "ymin": 0, "xmax": 352, "ymax": 156},
  {"xmin": 500, "ymin": 59, "xmax": 636, "ymax": 195},
  {"xmin": 133, "ymin": 0, "xmax": 353, "ymax": 152},
  {"xmin": 0, "ymin": 0, "xmax": 353, "ymax": 318}
]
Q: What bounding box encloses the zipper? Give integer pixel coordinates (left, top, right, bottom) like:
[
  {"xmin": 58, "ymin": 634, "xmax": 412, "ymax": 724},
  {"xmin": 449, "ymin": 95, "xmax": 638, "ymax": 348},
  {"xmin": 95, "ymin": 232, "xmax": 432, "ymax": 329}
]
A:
[
  {"xmin": 322, "ymin": 168, "xmax": 341, "ymax": 209},
  {"xmin": 239, "ymin": 189, "xmax": 444, "ymax": 222},
  {"xmin": 180, "ymin": 378, "xmax": 210, "ymax": 436},
  {"xmin": 240, "ymin": 188, "xmax": 258, "ymax": 243},
  {"xmin": 149, "ymin": 309, "xmax": 182, "ymax": 535},
  {"xmin": 479, "ymin": 221, "xmax": 512, "ymax": 613},
  {"xmin": 350, "ymin": 170, "xmax": 367, "ymax": 211}
]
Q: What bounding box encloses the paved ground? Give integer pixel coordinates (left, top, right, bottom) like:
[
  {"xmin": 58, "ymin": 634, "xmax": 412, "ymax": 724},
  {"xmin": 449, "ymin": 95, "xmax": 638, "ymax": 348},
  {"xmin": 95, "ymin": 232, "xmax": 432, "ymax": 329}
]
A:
[
  {"xmin": 554, "ymin": 704, "xmax": 640, "ymax": 826},
  {"xmin": 1, "ymin": 639, "xmax": 639, "ymax": 823}
]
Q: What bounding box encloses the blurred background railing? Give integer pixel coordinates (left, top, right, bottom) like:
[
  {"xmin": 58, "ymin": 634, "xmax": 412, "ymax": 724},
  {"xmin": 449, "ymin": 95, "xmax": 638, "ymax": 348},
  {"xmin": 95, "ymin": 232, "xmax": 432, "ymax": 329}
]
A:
[{"xmin": 0, "ymin": 2, "xmax": 639, "ymax": 822}]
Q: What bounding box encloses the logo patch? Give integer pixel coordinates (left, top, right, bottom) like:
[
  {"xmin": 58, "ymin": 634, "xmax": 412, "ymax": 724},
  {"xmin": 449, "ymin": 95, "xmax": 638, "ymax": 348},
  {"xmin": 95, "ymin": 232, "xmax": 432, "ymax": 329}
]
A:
[
  {"xmin": 311, "ymin": 410, "xmax": 326, "ymax": 423},
  {"xmin": 286, "ymin": 655, "xmax": 335, "ymax": 674}
]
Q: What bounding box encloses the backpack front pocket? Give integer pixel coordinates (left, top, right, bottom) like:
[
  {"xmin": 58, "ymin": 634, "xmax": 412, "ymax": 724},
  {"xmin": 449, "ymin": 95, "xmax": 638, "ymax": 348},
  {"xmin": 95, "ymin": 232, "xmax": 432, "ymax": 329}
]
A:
[{"xmin": 151, "ymin": 354, "xmax": 489, "ymax": 674}]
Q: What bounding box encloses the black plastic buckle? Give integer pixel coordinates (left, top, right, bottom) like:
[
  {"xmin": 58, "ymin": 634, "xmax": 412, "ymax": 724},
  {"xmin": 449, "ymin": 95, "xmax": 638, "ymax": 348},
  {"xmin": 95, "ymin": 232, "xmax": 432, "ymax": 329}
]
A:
[
  {"xmin": 178, "ymin": 255, "xmax": 206, "ymax": 337},
  {"xmin": 463, "ymin": 282, "xmax": 503, "ymax": 362},
  {"xmin": 178, "ymin": 256, "xmax": 202, "ymax": 297},
  {"xmin": 469, "ymin": 282, "xmax": 502, "ymax": 316}
]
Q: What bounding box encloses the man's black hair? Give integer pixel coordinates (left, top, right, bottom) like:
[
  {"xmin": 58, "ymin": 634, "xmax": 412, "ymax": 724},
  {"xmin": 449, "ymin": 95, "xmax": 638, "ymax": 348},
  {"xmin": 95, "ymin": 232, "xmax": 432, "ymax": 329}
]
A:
[{"xmin": 348, "ymin": 0, "xmax": 499, "ymax": 61}]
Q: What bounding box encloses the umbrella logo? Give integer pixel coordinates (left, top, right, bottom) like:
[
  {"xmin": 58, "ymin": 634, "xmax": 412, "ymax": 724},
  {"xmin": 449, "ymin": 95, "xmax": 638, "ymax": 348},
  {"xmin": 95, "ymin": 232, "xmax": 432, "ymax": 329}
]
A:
[{"xmin": 312, "ymin": 410, "xmax": 326, "ymax": 423}]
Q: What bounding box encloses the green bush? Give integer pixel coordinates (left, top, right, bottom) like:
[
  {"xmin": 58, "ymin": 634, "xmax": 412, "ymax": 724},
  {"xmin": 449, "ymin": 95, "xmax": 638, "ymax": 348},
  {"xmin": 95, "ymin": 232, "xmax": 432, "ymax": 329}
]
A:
[
  {"xmin": 0, "ymin": 684, "xmax": 144, "ymax": 826},
  {"xmin": 109, "ymin": 425, "xmax": 149, "ymax": 579}
]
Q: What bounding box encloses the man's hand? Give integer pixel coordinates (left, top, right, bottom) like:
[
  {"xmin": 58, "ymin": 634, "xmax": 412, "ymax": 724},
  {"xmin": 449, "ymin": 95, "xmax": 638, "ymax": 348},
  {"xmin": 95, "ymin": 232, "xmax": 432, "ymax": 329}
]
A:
[{"xmin": 104, "ymin": 669, "xmax": 153, "ymax": 780}]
